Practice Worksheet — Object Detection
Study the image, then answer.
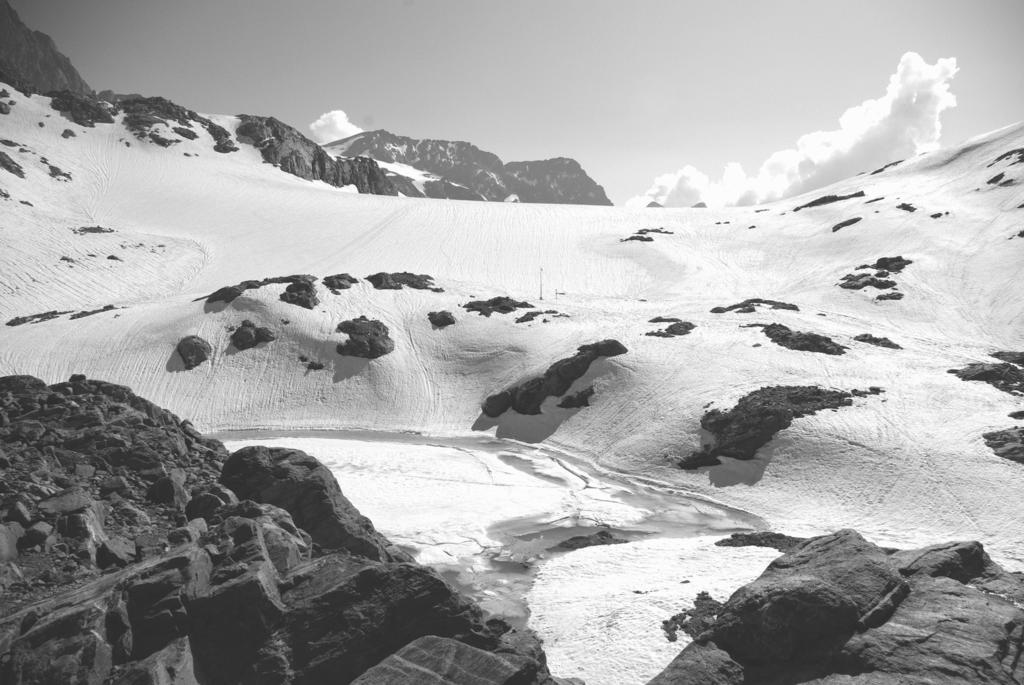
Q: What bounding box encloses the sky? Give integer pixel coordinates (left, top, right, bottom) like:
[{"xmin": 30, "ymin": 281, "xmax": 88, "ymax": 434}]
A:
[{"xmin": 13, "ymin": 0, "xmax": 1024, "ymax": 205}]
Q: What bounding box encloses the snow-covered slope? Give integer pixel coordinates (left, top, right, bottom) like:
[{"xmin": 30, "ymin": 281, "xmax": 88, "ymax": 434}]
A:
[{"xmin": 2, "ymin": 86, "xmax": 1024, "ymax": 572}]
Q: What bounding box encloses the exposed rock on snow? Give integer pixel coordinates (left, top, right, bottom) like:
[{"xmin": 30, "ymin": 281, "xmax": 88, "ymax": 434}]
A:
[
  {"xmin": 279, "ymin": 278, "xmax": 319, "ymax": 309},
  {"xmin": 792, "ymin": 190, "xmax": 865, "ymax": 212},
  {"xmin": 229, "ymin": 319, "xmax": 276, "ymax": 350},
  {"xmin": 365, "ymin": 271, "xmax": 442, "ymax": 291},
  {"xmin": 0, "ymin": 150, "xmax": 24, "ymax": 177},
  {"xmin": 752, "ymin": 323, "xmax": 848, "ymax": 355},
  {"xmin": 428, "ymin": 310, "xmax": 456, "ymax": 328},
  {"xmin": 46, "ymin": 91, "xmax": 113, "ymax": 127},
  {"xmin": 646, "ymin": 321, "xmax": 695, "ymax": 338},
  {"xmin": 854, "ymin": 333, "xmax": 902, "ymax": 349},
  {"xmin": 710, "ymin": 298, "xmax": 799, "ymax": 314},
  {"xmin": 831, "ymin": 216, "xmax": 863, "ymax": 232},
  {"xmin": 5, "ymin": 309, "xmax": 72, "ymax": 326},
  {"xmin": 119, "ymin": 95, "xmax": 237, "ymax": 153},
  {"xmin": 323, "ymin": 273, "xmax": 358, "ymax": 293},
  {"xmin": 869, "ymin": 255, "xmax": 913, "ymax": 272},
  {"xmin": 236, "ymin": 115, "xmax": 395, "ymax": 195},
  {"xmin": 648, "ymin": 529, "xmax": 1024, "ymax": 685},
  {"xmin": 947, "ymin": 362, "xmax": 1024, "ymax": 396},
  {"xmin": 897, "ymin": 202, "xmax": 917, "ymax": 212},
  {"xmin": 839, "ymin": 272, "xmax": 897, "ymax": 290},
  {"xmin": 463, "ymin": 296, "xmax": 535, "ymax": 317},
  {"xmin": 982, "ymin": 427, "xmax": 1024, "ymax": 465},
  {"xmin": 714, "ymin": 531, "xmax": 806, "ymax": 553},
  {"xmin": 680, "ymin": 385, "xmax": 873, "ymax": 468},
  {"xmin": 204, "ymin": 274, "xmax": 316, "ymax": 306},
  {"xmin": 336, "ymin": 316, "xmax": 395, "ymax": 359},
  {"xmin": 176, "ymin": 335, "xmax": 212, "ymax": 370},
  {"xmin": 876, "ymin": 291, "xmax": 904, "ymax": 301},
  {"xmin": 991, "ymin": 350, "xmax": 1024, "ymax": 366},
  {"xmin": 515, "ymin": 309, "xmax": 565, "ymax": 324},
  {"xmin": 482, "ymin": 339, "xmax": 628, "ymax": 417}
]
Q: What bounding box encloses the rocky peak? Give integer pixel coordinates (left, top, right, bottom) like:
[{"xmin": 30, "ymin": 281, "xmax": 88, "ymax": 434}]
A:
[
  {"xmin": 0, "ymin": 0, "xmax": 91, "ymax": 95},
  {"xmin": 504, "ymin": 157, "xmax": 612, "ymax": 205},
  {"xmin": 236, "ymin": 115, "xmax": 397, "ymax": 196}
]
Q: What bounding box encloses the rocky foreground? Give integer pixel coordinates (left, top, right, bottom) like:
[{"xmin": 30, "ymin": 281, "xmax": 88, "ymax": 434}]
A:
[
  {"xmin": 0, "ymin": 375, "xmax": 568, "ymax": 684},
  {"xmin": 1, "ymin": 374, "xmax": 1022, "ymax": 684}
]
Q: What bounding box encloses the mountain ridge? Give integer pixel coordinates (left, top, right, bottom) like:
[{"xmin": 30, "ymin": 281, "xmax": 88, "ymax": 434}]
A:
[{"xmin": 329, "ymin": 128, "xmax": 613, "ymax": 205}]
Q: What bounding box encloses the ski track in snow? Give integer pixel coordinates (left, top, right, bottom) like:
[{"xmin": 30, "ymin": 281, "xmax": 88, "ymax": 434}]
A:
[{"xmin": 2, "ymin": 88, "xmax": 1024, "ymax": 682}]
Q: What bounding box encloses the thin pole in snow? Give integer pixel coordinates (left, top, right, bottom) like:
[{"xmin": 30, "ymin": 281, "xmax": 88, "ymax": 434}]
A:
[{"xmin": 539, "ymin": 267, "xmax": 544, "ymax": 301}]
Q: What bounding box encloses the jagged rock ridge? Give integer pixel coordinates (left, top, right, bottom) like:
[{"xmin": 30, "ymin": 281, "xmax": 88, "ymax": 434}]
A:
[
  {"xmin": 328, "ymin": 129, "xmax": 612, "ymax": 205},
  {"xmin": 0, "ymin": 0, "xmax": 91, "ymax": 95}
]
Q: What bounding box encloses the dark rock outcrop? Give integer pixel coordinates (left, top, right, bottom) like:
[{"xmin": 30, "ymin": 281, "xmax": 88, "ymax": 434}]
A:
[
  {"xmin": 428, "ymin": 310, "xmax": 456, "ymax": 328},
  {"xmin": 236, "ymin": 115, "xmax": 395, "ymax": 195},
  {"xmin": 336, "ymin": 316, "xmax": 395, "ymax": 359},
  {"xmin": 876, "ymin": 291, "xmax": 904, "ymax": 301},
  {"xmin": 176, "ymin": 336, "xmax": 212, "ymax": 370},
  {"xmin": 982, "ymin": 427, "xmax": 1024, "ymax": 465},
  {"xmin": 839, "ymin": 273, "xmax": 897, "ymax": 290},
  {"xmin": 220, "ymin": 446, "xmax": 404, "ymax": 562},
  {"xmin": 204, "ymin": 274, "xmax": 317, "ymax": 306},
  {"xmin": 792, "ymin": 190, "xmax": 865, "ymax": 212},
  {"xmin": 854, "ymin": 333, "xmax": 902, "ymax": 349},
  {"xmin": 752, "ymin": 323, "xmax": 848, "ymax": 355},
  {"xmin": 46, "ymin": 91, "xmax": 113, "ymax": 127},
  {"xmin": 0, "ymin": 150, "xmax": 24, "ymax": 178},
  {"xmin": 948, "ymin": 362, "xmax": 1024, "ymax": 395},
  {"xmin": 991, "ymin": 350, "xmax": 1024, "ymax": 366},
  {"xmin": 710, "ymin": 299, "xmax": 798, "ymax": 314},
  {"xmin": 464, "ymin": 296, "xmax": 535, "ymax": 317},
  {"xmin": 646, "ymin": 321, "xmax": 695, "ymax": 338},
  {"xmin": 680, "ymin": 385, "xmax": 877, "ymax": 468},
  {"xmin": 648, "ymin": 530, "xmax": 1024, "ymax": 684},
  {"xmin": 0, "ymin": 1, "xmax": 92, "ymax": 95},
  {"xmin": 482, "ymin": 340, "xmax": 627, "ymax": 417},
  {"xmin": 831, "ymin": 217, "xmax": 863, "ymax": 232},
  {"xmin": 118, "ymin": 96, "xmax": 237, "ymax": 152},
  {"xmin": 323, "ymin": 273, "xmax": 358, "ymax": 293},
  {"xmin": 714, "ymin": 531, "xmax": 807, "ymax": 553},
  {"xmin": 366, "ymin": 272, "xmax": 442, "ymax": 291},
  {"xmin": 230, "ymin": 320, "xmax": 276, "ymax": 350},
  {"xmin": 279, "ymin": 279, "xmax": 319, "ymax": 310}
]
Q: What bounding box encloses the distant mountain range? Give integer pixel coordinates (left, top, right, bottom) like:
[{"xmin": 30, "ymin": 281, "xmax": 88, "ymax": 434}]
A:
[{"xmin": 327, "ymin": 130, "xmax": 612, "ymax": 205}]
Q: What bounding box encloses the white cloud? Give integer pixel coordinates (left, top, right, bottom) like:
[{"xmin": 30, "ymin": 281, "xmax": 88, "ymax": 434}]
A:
[
  {"xmin": 308, "ymin": 109, "xmax": 364, "ymax": 144},
  {"xmin": 629, "ymin": 52, "xmax": 959, "ymax": 208}
]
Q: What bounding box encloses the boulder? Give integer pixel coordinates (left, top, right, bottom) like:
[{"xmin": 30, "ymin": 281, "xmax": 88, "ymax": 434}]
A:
[
  {"xmin": 463, "ymin": 296, "xmax": 535, "ymax": 317},
  {"xmin": 279, "ymin": 280, "xmax": 319, "ymax": 309},
  {"xmin": 229, "ymin": 319, "xmax": 276, "ymax": 350},
  {"xmin": 175, "ymin": 336, "xmax": 211, "ymax": 370},
  {"xmin": 755, "ymin": 323, "xmax": 847, "ymax": 355},
  {"xmin": 323, "ymin": 273, "xmax": 358, "ymax": 292},
  {"xmin": 220, "ymin": 445, "xmax": 402, "ymax": 561},
  {"xmin": 428, "ymin": 310, "xmax": 456, "ymax": 328},
  {"xmin": 336, "ymin": 316, "xmax": 395, "ymax": 359}
]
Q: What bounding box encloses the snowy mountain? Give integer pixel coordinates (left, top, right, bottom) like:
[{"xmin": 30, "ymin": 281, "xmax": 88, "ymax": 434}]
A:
[{"xmin": 327, "ymin": 129, "xmax": 613, "ymax": 205}]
